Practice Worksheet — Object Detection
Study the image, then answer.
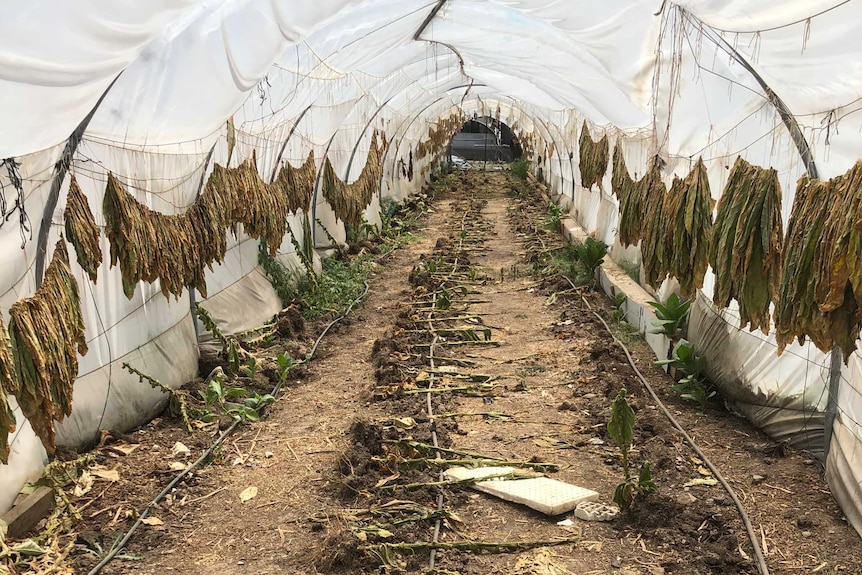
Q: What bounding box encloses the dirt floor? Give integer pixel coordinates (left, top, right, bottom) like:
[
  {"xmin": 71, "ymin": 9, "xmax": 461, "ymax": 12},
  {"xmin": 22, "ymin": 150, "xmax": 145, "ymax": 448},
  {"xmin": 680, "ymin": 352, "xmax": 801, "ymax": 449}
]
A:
[{"xmin": 47, "ymin": 169, "xmax": 862, "ymax": 574}]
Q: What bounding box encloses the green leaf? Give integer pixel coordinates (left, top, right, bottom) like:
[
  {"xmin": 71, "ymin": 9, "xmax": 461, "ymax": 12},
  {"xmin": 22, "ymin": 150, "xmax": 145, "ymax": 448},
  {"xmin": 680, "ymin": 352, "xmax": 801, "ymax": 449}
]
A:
[
  {"xmin": 608, "ymin": 388, "xmax": 635, "ymax": 451},
  {"xmin": 637, "ymin": 461, "xmax": 658, "ymax": 494}
]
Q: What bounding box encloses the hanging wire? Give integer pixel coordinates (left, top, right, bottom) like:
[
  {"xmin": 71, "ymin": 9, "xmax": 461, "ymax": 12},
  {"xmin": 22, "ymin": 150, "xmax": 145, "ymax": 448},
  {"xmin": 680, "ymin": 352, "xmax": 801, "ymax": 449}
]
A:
[
  {"xmin": 696, "ymin": 1, "xmax": 851, "ymax": 34},
  {"xmin": 1, "ymin": 158, "xmax": 33, "ymax": 248}
]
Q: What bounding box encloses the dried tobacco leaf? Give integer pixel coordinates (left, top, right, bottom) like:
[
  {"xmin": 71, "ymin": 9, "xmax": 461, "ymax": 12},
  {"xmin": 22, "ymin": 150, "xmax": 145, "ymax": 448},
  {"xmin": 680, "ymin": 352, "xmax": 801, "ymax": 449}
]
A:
[
  {"xmin": 709, "ymin": 157, "xmax": 783, "ymax": 334},
  {"xmin": 579, "ymin": 121, "xmax": 609, "ymax": 191},
  {"xmin": 664, "ymin": 158, "xmax": 714, "ymax": 297},
  {"xmin": 0, "ymin": 321, "xmax": 17, "ymax": 464},
  {"xmin": 416, "ymin": 115, "xmax": 463, "ymax": 160},
  {"xmin": 640, "ymin": 160, "xmax": 669, "ymax": 288},
  {"xmin": 64, "ymin": 174, "xmax": 102, "ymax": 283},
  {"xmin": 7, "ymin": 240, "xmax": 86, "ymax": 454},
  {"xmin": 612, "ymin": 143, "xmax": 642, "ymax": 246},
  {"xmin": 323, "ymin": 133, "xmax": 387, "ymax": 227},
  {"xmin": 280, "ymin": 151, "xmax": 316, "ymax": 213},
  {"xmin": 104, "ymin": 151, "xmax": 310, "ymax": 300},
  {"xmin": 104, "ymin": 173, "xmax": 216, "ymax": 299},
  {"xmin": 776, "ymin": 163, "xmax": 862, "ymax": 358},
  {"xmin": 231, "ymin": 155, "xmax": 291, "ymax": 255}
]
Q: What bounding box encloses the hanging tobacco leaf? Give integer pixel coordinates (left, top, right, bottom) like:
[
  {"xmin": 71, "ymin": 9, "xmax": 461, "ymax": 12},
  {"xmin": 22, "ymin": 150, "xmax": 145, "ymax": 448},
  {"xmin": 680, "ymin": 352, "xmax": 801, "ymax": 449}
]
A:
[
  {"xmin": 416, "ymin": 115, "xmax": 463, "ymax": 160},
  {"xmin": 663, "ymin": 158, "xmax": 714, "ymax": 297},
  {"xmin": 64, "ymin": 174, "xmax": 102, "ymax": 283},
  {"xmin": 640, "ymin": 159, "xmax": 669, "ymax": 288},
  {"xmin": 709, "ymin": 157, "xmax": 783, "ymax": 334},
  {"xmin": 104, "ymin": 151, "xmax": 310, "ymax": 300},
  {"xmin": 7, "ymin": 240, "xmax": 87, "ymax": 454},
  {"xmin": 579, "ymin": 121, "xmax": 609, "ymax": 191},
  {"xmin": 280, "ymin": 151, "xmax": 316, "ymax": 213},
  {"xmin": 776, "ymin": 163, "xmax": 862, "ymax": 359},
  {"xmin": 323, "ymin": 133, "xmax": 387, "ymax": 227},
  {"xmin": 612, "ymin": 143, "xmax": 642, "ymax": 246},
  {"xmin": 0, "ymin": 320, "xmax": 17, "ymax": 464}
]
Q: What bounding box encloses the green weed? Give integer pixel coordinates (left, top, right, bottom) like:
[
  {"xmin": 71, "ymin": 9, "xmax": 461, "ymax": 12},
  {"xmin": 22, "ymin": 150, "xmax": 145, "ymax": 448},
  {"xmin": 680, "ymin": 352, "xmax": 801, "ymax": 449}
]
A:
[
  {"xmin": 299, "ymin": 256, "xmax": 371, "ymax": 320},
  {"xmin": 656, "ymin": 339, "xmax": 715, "ymax": 409},
  {"xmin": 510, "ymin": 157, "xmax": 529, "ymax": 180},
  {"xmin": 647, "ymin": 293, "xmax": 691, "ymax": 340}
]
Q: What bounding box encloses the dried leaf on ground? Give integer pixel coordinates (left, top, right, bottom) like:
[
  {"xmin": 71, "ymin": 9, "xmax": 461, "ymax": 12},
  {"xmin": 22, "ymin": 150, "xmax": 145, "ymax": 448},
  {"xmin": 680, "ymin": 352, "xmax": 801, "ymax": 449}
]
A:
[
  {"xmin": 141, "ymin": 517, "xmax": 164, "ymax": 526},
  {"xmin": 91, "ymin": 469, "xmax": 120, "ymax": 482},
  {"xmin": 239, "ymin": 486, "xmax": 258, "ymax": 503}
]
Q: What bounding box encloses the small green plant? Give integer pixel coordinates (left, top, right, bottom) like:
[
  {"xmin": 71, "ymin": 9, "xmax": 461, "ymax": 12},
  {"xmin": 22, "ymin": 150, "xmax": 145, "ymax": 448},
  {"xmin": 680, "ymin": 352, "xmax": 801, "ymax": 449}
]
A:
[
  {"xmin": 241, "ymin": 356, "xmax": 259, "ymax": 379},
  {"xmin": 611, "ymin": 292, "xmax": 627, "ymax": 324},
  {"xmin": 299, "ymin": 256, "xmax": 370, "ymax": 319},
  {"xmin": 647, "ymin": 293, "xmax": 691, "ymax": 340},
  {"xmin": 198, "ymin": 370, "xmax": 273, "ymax": 422},
  {"xmin": 510, "ymin": 157, "xmax": 529, "ymax": 180},
  {"xmin": 76, "ymin": 534, "xmax": 143, "ymax": 562},
  {"xmin": 608, "ymin": 388, "xmax": 658, "ymax": 511},
  {"xmin": 656, "ymin": 339, "xmax": 715, "ymax": 409},
  {"xmin": 576, "ymin": 237, "xmax": 608, "ymax": 280},
  {"xmin": 379, "ymin": 198, "xmax": 399, "ymax": 236},
  {"xmin": 436, "ymin": 288, "xmax": 451, "ymax": 310},
  {"xmin": 276, "ymin": 353, "xmax": 293, "ymax": 386},
  {"xmin": 616, "ymin": 258, "xmax": 641, "ymax": 284},
  {"xmin": 546, "ymin": 203, "xmax": 565, "ymax": 231}
]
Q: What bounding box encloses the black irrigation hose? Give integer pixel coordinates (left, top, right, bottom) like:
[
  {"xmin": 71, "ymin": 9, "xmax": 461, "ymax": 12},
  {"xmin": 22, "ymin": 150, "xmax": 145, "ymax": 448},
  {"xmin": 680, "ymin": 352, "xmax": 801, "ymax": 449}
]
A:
[
  {"xmin": 573, "ymin": 284, "xmax": 771, "ymax": 575},
  {"xmin": 88, "ymin": 282, "xmax": 371, "ymax": 575}
]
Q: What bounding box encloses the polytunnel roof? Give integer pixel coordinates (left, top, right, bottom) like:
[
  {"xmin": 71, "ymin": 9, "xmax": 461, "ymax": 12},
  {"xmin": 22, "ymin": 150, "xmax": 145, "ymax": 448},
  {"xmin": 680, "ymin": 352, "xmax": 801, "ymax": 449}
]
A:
[{"xmin": 1, "ymin": 0, "xmax": 862, "ymax": 168}]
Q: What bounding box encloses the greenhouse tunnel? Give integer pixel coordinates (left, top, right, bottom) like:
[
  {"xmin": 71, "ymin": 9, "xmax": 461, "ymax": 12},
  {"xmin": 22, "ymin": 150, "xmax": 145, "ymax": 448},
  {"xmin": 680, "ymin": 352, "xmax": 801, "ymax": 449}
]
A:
[{"xmin": 3, "ymin": 0, "xmax": 862, "ymax": 572}]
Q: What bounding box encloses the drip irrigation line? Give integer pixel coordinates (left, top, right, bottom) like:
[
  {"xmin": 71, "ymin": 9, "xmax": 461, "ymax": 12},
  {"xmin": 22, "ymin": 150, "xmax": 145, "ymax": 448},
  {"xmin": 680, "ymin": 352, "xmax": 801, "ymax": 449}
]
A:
[
  {"xmin": 88, "ymin": 281, "xmax": 371, "ymax": 575},
  {"xmin": 570, "ymin": 282, "xmax": 771, "ymax": 575},
  {"xmin": 300, "ymin": 281, "xmax": 371, "ymax": 392}
]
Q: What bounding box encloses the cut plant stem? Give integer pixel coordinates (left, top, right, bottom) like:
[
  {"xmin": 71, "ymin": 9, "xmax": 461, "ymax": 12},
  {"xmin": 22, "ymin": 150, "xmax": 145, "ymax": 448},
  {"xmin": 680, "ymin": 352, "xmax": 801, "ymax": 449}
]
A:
[
  {"xmin": 437, "ymin": 411, "xmax": 513, "ymax": 420},
  {"xmin": 361, "ymin": 536, "xmax": 581, "ymax": 555},
  {"xmin": 402, "ymin": 385, "xmax": 495, "ymax": 397},
  {"xmin": 375, "ymin": 456, "xmax": 556, "ymax": 472},
  {"xmin": 407, "ymin": 354, "xmax": 476, "ymax": 367},
  {"xmin": 375, "ymin": 470, "xmax": 541, "ymax": 492},
  {"xmin": 412, "ymin": 341, "xmax": 500, "ymax": 347},
  {"xmin": 386, "ymin": 440, "xmax": 560, "ymax": 472}
]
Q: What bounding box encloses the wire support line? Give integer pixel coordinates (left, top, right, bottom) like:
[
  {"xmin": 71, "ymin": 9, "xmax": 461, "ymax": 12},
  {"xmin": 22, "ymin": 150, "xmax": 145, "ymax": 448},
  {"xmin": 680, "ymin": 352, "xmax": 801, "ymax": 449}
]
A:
[{"xmin": 696, "ymin": 1, "xmax": 852, "ymax": 35}]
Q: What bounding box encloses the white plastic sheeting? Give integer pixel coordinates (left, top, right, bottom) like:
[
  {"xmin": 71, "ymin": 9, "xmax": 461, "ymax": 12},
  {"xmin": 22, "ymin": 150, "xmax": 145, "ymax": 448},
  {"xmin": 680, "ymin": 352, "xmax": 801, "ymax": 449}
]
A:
[{"xmin": 1, "ymin": 0, "xmax": 862, "ymax": 539}]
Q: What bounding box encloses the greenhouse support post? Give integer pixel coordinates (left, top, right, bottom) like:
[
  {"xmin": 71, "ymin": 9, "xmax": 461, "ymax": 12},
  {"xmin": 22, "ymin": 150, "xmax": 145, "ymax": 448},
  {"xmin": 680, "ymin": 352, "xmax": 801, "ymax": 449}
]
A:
[
  {"xmin": 188, "ymin": 143, "xmax": 216, "ymax": 342},
  {"xmin": 35, "ymin": 74, "xmax": 121, "ymax": 286},
  {"xmin": 824, "ymin": 347, "xmax": 842, "ymax": 459}
]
